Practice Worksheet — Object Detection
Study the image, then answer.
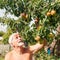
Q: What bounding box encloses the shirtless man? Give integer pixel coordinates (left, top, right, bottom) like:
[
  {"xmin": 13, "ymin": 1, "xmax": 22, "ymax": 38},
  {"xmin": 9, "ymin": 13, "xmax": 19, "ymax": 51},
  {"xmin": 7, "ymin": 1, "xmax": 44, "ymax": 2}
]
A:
[{"xmin": 5, "ymin": 32, "xmax": 46, "ymax": 60}]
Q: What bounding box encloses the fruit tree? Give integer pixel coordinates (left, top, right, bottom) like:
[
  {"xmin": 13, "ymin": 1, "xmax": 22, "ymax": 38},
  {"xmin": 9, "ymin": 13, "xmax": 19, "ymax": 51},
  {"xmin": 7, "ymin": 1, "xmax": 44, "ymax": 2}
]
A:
[{"xmin": 0, "ymin": 0, "xmax": 60, "ymax": 60}]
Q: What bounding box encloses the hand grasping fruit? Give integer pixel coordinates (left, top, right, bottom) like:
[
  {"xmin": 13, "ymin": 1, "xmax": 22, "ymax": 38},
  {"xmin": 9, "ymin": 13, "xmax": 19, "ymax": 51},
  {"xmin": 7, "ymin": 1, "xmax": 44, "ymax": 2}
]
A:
[
  {"xmin": 35, "ymin": 35, "xmax": 40, "ymax": 41},
  {"xmin": 35, "ymin": 36, "xmax": 47, "ymax": 46},
  {"xmin": 20, "ymin": 12, "xmax": 28, "ymax": 19}
]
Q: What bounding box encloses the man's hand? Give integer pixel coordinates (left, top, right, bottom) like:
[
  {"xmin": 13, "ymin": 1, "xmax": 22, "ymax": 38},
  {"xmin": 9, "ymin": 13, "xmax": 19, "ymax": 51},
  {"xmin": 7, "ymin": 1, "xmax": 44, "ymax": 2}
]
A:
[
  {"xmin": 29, "ymin": 43, "xmax": 43, "ymax": 54},
  {"xmin": 29, "ymin": 37, "xmax": 47, "ymax": 54},
  {"xmin": 35, "ymin": 35, "xmax": 47, "ymax": 46}
]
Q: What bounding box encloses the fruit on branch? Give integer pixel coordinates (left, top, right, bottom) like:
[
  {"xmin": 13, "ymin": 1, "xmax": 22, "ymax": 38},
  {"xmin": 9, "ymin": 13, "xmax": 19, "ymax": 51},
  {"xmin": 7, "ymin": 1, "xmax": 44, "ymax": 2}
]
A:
[
  {"xmin": 46, "ymin": 11, "xmax": 51, "ymax": 16},
  {"xmin": 20, "ymin": 13, "xmax": 28, "ymax": 19},
  {"xmin": 20, "ymin": 13, "xmax": 26, "ymax": 18},
  {"xmin": 25, "ymin": 14, "xmax": 28, "ymax": 19},
  {"xmin": 35, "ymin": 35, "xmax": 40, "ymax": 41},
  {"xmin": 48, "ymin": 33, "xmax": 54, "ymax": 38},
  {"xmin": 46, "ymin": 10, "xmax": 56, "ymax": 16},
  {"xmin": 39, "ymin": 38, "xmax": 47, "ymax": 44},
  {"xmin": 37, "ymin": 25, "xmax": 42, "ymax": 30},
  {"xmin": 35, "ymin": 17, "xmax": 39, "ymax": 23},
  {"xmin": 34, "ymin": 17, "xmax": 39, "ymax": 28},
  {"xmin": 51, "ymin": 10, "xmax": 56, "ymax": 15}
]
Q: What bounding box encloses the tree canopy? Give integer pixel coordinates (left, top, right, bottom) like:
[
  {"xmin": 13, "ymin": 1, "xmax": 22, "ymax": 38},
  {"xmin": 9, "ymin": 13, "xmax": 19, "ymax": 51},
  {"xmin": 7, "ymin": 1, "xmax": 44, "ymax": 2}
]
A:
[{"xmin": 0, "ymin": 0, "xmax": 60, "ymax": 44}]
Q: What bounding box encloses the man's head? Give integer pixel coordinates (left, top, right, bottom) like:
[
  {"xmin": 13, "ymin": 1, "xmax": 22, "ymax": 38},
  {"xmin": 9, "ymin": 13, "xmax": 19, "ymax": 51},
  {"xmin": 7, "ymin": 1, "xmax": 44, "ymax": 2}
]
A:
[{"xmin": 9, "ymin": 32, "xmax": 24, "ymax": 47}]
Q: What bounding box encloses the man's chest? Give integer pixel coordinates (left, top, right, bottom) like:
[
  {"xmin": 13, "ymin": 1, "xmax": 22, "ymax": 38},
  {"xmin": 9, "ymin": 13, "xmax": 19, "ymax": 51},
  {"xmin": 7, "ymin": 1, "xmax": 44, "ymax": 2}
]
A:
[{"xmin": 10, "ymin": 53, "xmax": 32, "ymax": 60}]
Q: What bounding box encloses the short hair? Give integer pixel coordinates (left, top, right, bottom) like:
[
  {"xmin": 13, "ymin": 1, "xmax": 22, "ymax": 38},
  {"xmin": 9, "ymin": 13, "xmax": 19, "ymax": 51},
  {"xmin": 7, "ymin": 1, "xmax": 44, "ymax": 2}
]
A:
[{"xmin": 8, "ymin": 32, "xmax": 19, "ymax": 45}]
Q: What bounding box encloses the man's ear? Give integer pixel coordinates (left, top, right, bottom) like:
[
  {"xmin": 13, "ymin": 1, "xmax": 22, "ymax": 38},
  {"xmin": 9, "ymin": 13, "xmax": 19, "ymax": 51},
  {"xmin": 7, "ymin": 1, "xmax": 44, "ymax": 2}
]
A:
[{"xmin": 10, "ymin": 43, "xmax": 14, "ymax": 47}]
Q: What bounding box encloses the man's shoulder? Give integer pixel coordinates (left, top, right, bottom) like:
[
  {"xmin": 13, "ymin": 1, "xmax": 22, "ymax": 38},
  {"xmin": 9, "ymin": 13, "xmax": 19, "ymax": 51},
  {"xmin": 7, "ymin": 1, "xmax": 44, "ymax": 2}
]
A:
[
  {"xmin": 5, "ymin": 51, "xmax": 13, "ymax": 60},
  {"xmin": 5, "ymin": 51, "xmax": 13, "ymax": 57}
]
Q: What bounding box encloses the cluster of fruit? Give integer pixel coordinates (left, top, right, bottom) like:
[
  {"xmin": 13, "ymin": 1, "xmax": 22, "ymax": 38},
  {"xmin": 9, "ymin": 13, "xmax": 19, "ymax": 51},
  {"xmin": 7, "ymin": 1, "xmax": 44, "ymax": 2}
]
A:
[
  {"xmin": 46, "ymin": 10, "xmax": 56, "ymax": 16},
  {"xmin": 35, "ymin": 35, "xmax": 47, "ymax": 44},
  {"xmin": 34, "ymin": 17, "xmax": 42, "ymax": 30}
]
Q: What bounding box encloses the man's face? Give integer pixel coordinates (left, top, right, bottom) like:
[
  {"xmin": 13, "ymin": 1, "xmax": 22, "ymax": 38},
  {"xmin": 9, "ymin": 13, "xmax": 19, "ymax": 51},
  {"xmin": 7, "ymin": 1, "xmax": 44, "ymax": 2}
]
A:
[{"xmin": 12, "ymin": 33, "xmax": 24, "ymax": 47}]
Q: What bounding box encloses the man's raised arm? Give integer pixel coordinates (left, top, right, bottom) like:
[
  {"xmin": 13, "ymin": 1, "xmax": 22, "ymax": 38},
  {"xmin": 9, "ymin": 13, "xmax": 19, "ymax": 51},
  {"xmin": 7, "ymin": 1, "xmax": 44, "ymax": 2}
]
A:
[{"xmin": 29, "ymin": 39, "xmax": 47, "ymax": 54}]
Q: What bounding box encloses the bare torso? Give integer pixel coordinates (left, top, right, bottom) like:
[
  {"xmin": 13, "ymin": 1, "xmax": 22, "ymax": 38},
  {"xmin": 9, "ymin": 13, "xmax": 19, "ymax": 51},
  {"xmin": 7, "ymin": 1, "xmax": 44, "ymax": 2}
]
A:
[{"xmin": 7, "ymin": 48, "xmax": 33, "ymax": 60}]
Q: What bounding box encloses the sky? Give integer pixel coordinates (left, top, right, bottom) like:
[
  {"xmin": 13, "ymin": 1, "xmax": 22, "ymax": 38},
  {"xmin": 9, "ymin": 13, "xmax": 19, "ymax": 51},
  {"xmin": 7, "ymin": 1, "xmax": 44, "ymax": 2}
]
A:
[
  {"xmin": 0, "ymin": 23, "xmax": 7, "ymax": 32},
  {"xmin": 0, "ymin": 8, "xmax": 18, "ymax": 32},
  {"xmin": 0, "ymin": 8, "xmax": 18, "ymax": 20}
]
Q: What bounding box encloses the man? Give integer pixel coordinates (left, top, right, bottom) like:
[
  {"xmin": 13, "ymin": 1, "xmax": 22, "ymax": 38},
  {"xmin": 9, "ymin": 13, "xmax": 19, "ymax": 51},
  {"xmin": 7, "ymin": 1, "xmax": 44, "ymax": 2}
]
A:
[{"xmin": 5, "ymin": 32, "xmax": 46, "ymax": 60}]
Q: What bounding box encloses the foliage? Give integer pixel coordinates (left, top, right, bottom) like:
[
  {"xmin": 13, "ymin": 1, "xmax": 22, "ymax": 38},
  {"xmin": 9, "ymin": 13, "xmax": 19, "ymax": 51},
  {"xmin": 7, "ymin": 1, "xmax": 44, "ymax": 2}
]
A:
[
  {"xmin": 0, "ymin": 0, "xmax": 60, "ymax": 43},
  {"xmin": 34, "ymin": 51, "xmax": 57, "ymax": 60},
  {"xmin": 0, "ymin": 31, "xmax": 5, "ymax": 36},
  {"xmin": 2, "ymin": 27, "xmax": 12, "ymax": 44}
]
